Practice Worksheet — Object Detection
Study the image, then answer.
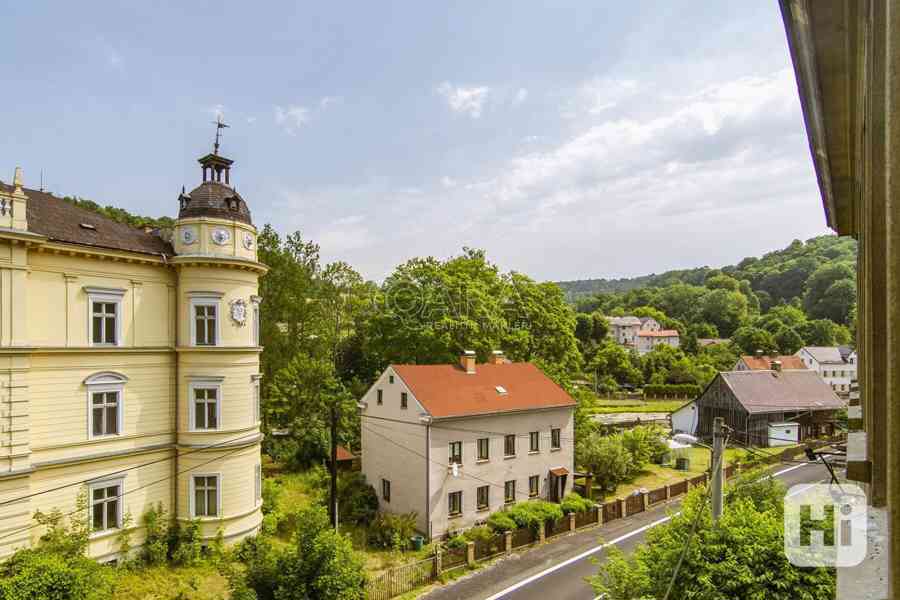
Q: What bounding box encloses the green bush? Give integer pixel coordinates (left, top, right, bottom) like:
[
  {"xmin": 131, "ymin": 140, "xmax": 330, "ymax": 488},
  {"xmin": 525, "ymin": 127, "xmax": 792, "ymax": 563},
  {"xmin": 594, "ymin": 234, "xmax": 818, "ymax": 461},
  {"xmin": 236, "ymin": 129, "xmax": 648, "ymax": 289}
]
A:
[
  {"xmin": 463, "ymin": 525, "xmax": 495, "ymax": 544},
  {"xmin": 366, "ymin": 511, "xmax": 418, "ymax": 549},
  {"xmin": 170, "ymin": 519, "xmax": 203, "ymax": 566},
  {"xmin": 337, "ymin": 472, "xmax": 379, "ymax": 526},
  {"xmin": 261, "ymin": 478, "xmax": 283, "ymax": 515},
  {"xmin": 560, "ymin": 492, "xmax": 594, "ymax": 514},
  {"xmin": 486, "ymin": 511, "xmax": 518, "ymax": 533},
  {"xmin": 0, "ymin": 549, "xmax": 113, "ymax": 600},
  {"xmin": 642, "ymin": 383, "xmax": 701, "ymax": 399},
  {"xmin": 507, "ymin": 501, "xmax": 564, "ymax": 532},
  {"xmin": 444, "ymin": 534, "xmax": 467, "ymax": 550},
  {"xmin": 141, "ymin": 503, "xmax": 169, "ymax": 565}
]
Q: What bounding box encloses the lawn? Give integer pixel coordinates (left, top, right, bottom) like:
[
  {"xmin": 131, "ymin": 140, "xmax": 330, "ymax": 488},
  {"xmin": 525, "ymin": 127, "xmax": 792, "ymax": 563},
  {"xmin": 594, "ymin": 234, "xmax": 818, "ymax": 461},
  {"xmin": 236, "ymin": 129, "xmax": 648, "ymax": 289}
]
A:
[
  {"xmin": 112, "ymin": 564, "xmax": 229, "ymax": 600},
  {"xmin": 589, "ymin": 400, "xmax": 687, "ymax": 414}
]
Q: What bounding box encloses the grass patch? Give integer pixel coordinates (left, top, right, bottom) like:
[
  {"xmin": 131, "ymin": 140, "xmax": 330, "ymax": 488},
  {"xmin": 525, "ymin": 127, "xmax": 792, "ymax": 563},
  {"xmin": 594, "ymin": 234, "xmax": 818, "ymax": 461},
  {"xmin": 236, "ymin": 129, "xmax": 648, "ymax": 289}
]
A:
[
  {"xmin": 589, "ymin": 400, "xmax": 686, "ymax": 414},
  {"xmin": 112, "ymin": 563, "xmax": 228, "ymax": 600}
]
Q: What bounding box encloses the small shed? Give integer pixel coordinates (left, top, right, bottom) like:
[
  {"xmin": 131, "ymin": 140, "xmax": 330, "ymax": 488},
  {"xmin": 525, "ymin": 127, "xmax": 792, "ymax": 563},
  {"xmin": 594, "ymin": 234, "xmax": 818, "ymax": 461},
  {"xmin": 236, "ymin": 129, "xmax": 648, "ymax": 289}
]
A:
[
  {"xmin": 671, "ymin": 401, "xmax": 698, "ymax": 436},
  {"xmin": 767, "ymin": 422, "xmax": 799, "ymax": 447}
]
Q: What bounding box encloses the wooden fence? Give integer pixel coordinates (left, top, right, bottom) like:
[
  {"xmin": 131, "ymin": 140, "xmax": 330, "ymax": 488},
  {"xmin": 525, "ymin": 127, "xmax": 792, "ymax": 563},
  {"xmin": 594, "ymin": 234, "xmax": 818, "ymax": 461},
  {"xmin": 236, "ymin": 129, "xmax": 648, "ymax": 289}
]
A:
[
  {"xmin": 625, "ymin": 493, "xmax": 645, "ymax": 516},
  {"xmin": 647, "ymin": 486, "xmax": 668, "ymax": 505},
  {"xmin": 366, "ymin": 557, "xmax": 437, "ymax": 600}
]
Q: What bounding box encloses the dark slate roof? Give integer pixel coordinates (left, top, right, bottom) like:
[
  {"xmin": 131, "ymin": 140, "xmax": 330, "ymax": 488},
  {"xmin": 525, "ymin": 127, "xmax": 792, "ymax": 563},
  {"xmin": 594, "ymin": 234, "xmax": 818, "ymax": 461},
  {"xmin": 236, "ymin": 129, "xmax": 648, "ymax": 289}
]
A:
[
  {"xmin": 179, "ymin": 181, "xmax": 251, "ymax": 225},
  {"xmin": 720, "ymin": 370, "xmax": 845, "ymax": 415},
  {"xmin": 0, "ymin": 182, "xmax": 173, "ymax": 257}
]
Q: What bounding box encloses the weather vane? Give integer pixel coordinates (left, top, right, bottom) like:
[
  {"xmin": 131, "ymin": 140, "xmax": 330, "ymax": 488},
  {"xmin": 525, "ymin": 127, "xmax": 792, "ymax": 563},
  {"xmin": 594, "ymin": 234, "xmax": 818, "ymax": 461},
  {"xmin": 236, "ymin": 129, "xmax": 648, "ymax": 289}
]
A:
[{"xmin": 212, "ymin": 115, "xmax": 229, "ymax": 155}]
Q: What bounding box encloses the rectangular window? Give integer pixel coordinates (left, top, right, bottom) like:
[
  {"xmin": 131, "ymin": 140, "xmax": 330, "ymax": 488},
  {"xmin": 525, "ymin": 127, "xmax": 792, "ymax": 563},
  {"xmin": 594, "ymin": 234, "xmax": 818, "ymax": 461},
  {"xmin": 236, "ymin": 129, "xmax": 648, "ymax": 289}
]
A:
[
  {"xmin": 193, "ymin": 475, "xmax": 219, "ymax": 517},
  {"xmin": 253, "ymin": 381, "xmax": 260, "ymax": 423},
  {"xmin": 255, "ymin": 464, "xmax": 262, "ymax": 502},
  {"xmin": 448, "ymin": 491, "xmax": 462, "ymax": 516},
  {"xmin": 90, "ymin": 483, "xmax": 121, "ymax": 532},
  {"xmin": 401, "ymin": 392, "xmax": 408, "ymax": 409},
  {"xmin": 529, "ymin": 431, "xmax": 539, "ymax": 452},
  {"xmin": 504, "ymin": 480, "xmax": 516, "ymax": 504},
  {"xmin": 193, "ymin": 387, "xmax": 219, "ymax": 430},
  {"xmin": 252, "ymin": 306, "xmax": 260, "ymax": 346},
  {"xmin": 91, "ymin": 301, "xmax": 118, "ymax": 345},
  {"xmin": 377, "ymin": 389, "xmax": 383, "ymax": 405},
  {"xmin": 382, "ymin": 479, "xmax": 391, "ymax": 503},
  {"xmin": 477, "ymin": 485, "xmax": 489, "ymax": 510},
  {"xmin": 91, "ymin": 391, "xmax": 120, "ymax": 437},
  {"xmin": 194, "ymin": 303, "xmax": 218, "ymax": 346},
  {"xmin": 389, "ymin": 375, "xmax": 395, "ymax": 384},
  {"xmin": 504, "ymin": 434, "xmax": 516, "ymax": 457},
  {"xmin": 449, "ymin": 441, "xmax": 462, "ymax": 465},
  {"xmin": 551, "ymin": 428, "xmax": 561, "ymax": 450},
  {"xmin": 529, "ymin": 475, "xmax": 540, "ymax": 497},
  {"xmin": 477, "ymin": 438, "xmax": 490, "ymax": 461}
]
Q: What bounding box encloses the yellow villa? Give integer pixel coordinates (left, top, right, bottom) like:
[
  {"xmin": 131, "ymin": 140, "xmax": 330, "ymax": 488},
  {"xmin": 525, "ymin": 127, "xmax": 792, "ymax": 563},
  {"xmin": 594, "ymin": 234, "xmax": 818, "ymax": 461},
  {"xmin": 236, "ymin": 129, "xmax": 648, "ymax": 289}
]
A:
[{"xmin": 0, "ymin": 143, "xmax": 266, "ymax": 561}]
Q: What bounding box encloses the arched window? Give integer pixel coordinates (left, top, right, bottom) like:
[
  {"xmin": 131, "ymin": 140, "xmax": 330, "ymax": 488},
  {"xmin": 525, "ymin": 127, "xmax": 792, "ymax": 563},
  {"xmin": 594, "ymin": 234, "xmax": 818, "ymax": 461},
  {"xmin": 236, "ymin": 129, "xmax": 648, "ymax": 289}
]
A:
[{"xmin": 84, "ymin": 372, "xmax": 128, "ymax": 439}]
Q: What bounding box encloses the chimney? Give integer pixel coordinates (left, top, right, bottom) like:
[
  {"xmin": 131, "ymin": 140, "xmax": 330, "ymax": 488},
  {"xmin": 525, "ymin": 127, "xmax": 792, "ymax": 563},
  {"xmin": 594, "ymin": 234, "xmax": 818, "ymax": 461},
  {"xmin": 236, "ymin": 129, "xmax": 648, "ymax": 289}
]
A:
[
  {"xmin": 489, "ymin": 350, "xmax": 506, "ymax": 365},
  {"xmin": 756, "ymin": 349, "xmax": 764, "ymax": 358},
  {"xmin": 770, "ymin": 360, "xmax": 782, "ymax": 372},
  {"xmin": 460, "ymin": 350, "xmax": 476, "ymax": 374}
]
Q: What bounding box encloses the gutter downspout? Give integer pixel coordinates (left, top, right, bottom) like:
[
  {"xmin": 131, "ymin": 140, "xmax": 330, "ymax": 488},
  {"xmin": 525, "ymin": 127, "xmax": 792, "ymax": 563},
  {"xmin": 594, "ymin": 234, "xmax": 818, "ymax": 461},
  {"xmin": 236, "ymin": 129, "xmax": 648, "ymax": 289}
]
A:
[
  {"xmin": 421, "ymin": 415, "xmax": 432, "ymax": 540},
  {"xmin": 165, "ymin": 251, "xmax": 179, "ymax": 519}
]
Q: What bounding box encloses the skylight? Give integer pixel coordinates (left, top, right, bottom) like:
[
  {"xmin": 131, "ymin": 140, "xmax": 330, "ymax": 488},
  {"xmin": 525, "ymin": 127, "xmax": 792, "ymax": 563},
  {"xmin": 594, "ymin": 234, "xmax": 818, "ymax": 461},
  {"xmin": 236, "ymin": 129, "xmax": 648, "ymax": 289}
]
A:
[{"xmin": 495, "ymin": 385, "xmax": 507, "ymax": 395}]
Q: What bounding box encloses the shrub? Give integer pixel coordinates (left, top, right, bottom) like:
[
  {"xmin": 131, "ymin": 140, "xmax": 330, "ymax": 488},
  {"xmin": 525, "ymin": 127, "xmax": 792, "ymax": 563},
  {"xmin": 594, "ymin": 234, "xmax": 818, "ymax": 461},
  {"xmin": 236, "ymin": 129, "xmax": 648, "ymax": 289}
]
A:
[
  {"xmin": 642, "ymin": 384, "xmax": 701, "ymax": 399},
  {"xmin": 337, "ymin": 472, "xmax": 379, "ymax": 526},
  {"xmin": 141, "ymin": 503, "xmax": 170, "ymax": 565},
  {"xmin": 366, "ymin": 511, "xmax": 418, "ymax": 549},
  {"xmin": 463, "ymin": 525, "xmax": 495, "ymax": 544},
  {"xmin": 0, "ymin": 549, "xmax": 113, "ymax": 600},
  {"xmin": 170, "ymin": 519, "xmax": 202, "ymax": 566},
  {"xmin": 486, "ymin": 511, "xmax": 518, "ymax": 533},
  {"xmin": 577, "ymin": 432, "xmax": 635, "ymax": 492},
  {"xmin": 261, "ymin": 478, "xmax": 283, "ymax": 515},
  {"xmin": 560, "ymin": 492, "xmax": 594, "ymax": 514},
  {"xmin": 444, "ymin": 534, "xmax": 467, "ymax": 550},
  {"xmin": 507, "ymin": 501, "xmax": 563, "ymax": 532}
]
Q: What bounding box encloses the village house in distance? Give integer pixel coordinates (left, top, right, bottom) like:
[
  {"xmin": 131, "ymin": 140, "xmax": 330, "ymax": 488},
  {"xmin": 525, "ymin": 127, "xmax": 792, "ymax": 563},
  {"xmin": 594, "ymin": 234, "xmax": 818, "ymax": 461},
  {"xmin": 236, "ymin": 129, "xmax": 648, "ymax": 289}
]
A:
[
  {"xmin": 359, "ymin": 351, "xmax": 575, "ymax": 539},
  {"xmin": 0, "ymin": 136, "xmax": 265, "ymax": 561},
  {"xmin": 795, "ymin": 345, "xmax": 857, "ymax": 397},
  {"xmin": 607, "ymin": 315, "xmax": 679, "ymax": 355}
]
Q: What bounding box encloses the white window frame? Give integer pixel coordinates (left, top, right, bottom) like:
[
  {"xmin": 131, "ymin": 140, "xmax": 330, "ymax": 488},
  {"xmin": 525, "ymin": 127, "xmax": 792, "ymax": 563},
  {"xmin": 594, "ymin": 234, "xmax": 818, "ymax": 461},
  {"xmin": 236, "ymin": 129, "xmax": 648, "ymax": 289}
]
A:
[
  {"xmin": 251, "ymin": 296, "xmax": 262, "ymax": 347},
  {"xmin": 189, "ymin": 377, "xmax": 224, "ymax": 431},
  {"xmin": 84, "ymin": 372, "xmax": 128, "ymax": 440},
  {"xmin": 189, "ymin": 292, "xmax": 223, "ymax": 347},
  {"xmin": 86, "ymin": 287, "xmax": 125, "ymax": 347},
  {"xmin": 190, "ymin": 473, "xmax": 222, "ymax": 518},
  {"xmin": 255, "ymin": 464, "xmax": 262, "ymax": 504},
  {"xmin": 87, "ymin": 477, "xmax": 124, "ymax": 535},
  {"xmin": 251, "ymin": 374, "xmax": 262, "ymax": 425}
]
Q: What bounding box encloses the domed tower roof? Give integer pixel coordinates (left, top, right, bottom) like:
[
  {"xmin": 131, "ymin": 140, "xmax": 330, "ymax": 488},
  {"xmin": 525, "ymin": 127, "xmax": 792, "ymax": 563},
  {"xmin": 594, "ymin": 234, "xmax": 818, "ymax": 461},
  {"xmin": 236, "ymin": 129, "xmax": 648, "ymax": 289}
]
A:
[{"xmin": 178, "ymin": 119, "xmax": 252, "ymax": 225}]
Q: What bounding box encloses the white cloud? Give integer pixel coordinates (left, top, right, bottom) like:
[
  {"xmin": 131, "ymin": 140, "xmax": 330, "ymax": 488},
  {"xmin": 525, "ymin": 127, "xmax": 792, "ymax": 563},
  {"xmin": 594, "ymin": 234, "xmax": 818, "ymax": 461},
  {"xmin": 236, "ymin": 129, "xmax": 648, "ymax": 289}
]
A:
[
  {"xmin": 513, "ymin": 88, "xmax": 528, "ymax": 106},
  {"xmin": 440, "ymin": 176, "xmax": 457, "ymax": 188},
  {"xmin": 436, "ymin": 82, "xmax": 491, "ymax": 118},
  {"xmin": 274, "ymin": 105, "xmax": 310, "ymax": 135}
]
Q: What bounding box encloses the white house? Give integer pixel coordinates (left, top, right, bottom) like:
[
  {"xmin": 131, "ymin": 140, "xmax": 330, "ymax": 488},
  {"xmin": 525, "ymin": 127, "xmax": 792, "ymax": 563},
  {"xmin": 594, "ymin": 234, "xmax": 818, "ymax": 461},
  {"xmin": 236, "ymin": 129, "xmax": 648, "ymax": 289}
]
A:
[
  {"xmin": 795, "ymin": 346, "xmax": 857, "ymax": 396},
  {"xmin": 634, "ymin": 330, "xmax": 680, "ymax": 355},
  {"xmin": 608, "ymin": 316, "xmax": 642, "ymax": 345},
  {"xmin": 359, "ymin": 351, "xmax": 576, "ymax": 540}
]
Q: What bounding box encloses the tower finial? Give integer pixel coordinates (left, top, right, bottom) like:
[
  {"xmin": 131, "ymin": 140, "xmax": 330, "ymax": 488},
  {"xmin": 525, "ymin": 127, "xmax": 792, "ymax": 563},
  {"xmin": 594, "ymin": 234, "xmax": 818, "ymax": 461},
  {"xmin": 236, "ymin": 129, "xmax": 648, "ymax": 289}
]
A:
[{"xmin": 212, "ymin": 115, "xmax": 229, "ymax": 155}]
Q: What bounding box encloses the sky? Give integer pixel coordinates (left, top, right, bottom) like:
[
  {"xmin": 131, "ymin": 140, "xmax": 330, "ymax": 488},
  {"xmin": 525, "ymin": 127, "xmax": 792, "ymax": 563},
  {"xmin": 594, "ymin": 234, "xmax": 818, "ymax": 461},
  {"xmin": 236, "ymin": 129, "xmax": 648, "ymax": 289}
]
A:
[{"xmin": 0, "ymin": 1, "xmax": 830, "ymax": 282}]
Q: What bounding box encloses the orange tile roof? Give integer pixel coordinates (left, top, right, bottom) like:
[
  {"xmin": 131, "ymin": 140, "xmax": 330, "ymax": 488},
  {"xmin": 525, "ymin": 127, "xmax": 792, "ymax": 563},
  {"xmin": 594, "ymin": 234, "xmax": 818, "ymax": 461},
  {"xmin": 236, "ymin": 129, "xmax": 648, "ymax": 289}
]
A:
[
  {"xmin": 739, "ymin": 355, "xmax": 807, "ymax": 370},
  {"xmin": 391, "ymin": 362, "xmax": 576, "ymax": 419},
  {"xmin": 336, "ymin": 445, "xmax": 356, "ymax": 461},
  {"xmin": 636, "ymin": 329, "xmax": 679, "ymax": 338}
]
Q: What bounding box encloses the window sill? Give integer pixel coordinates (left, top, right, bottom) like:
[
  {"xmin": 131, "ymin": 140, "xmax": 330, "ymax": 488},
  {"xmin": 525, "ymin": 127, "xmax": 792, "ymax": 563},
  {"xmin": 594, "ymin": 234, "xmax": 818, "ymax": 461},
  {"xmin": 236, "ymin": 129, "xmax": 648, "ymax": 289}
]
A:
[
  {"xmin": 448, "ymin": 513, "xmax": 463, "ymax": 520},
  {"xmin": 528, "ymin": 450, "xmax": 539, "ymax": 455},
  {"xmin": 476, "ymin": 506, "xmax": 490, "ymax": 513},
  {"xmin": 504, "ymin": 501, "xmax": 515, "ymax": 506},
  {"xmin": 476, "ymin": 459, "xmax": 490, "ymax": 464},
  {"xmin": 550, "ymin": 448, "xmax": 561, "ymax": 452},
  {"xmin": 89, "ymin": 528, "xmax": 121, "ymax": 540},
  {"xmin": 504, "ymin": 455, "xmax": 516, "ymax": 460}
]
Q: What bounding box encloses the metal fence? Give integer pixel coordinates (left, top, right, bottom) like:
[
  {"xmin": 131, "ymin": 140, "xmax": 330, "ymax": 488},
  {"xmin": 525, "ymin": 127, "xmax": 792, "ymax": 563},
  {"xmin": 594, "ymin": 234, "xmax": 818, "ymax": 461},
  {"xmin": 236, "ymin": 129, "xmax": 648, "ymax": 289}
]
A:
[
  {"xmin": 647, "ymin": 486, "xmax": 667, "ymax": 505},
  {"xmin": 669, "ymin": 480, "xmax": 688, "ymax": 497},
  {"xmin": 366, "ymin": 557, "xmax": 437, "ymax": 600},
  {"xmin": 602, "ymin": 500, "xmax": 622, "ymax": 522},
  {"xmin": 442, "ymin": 546, "xmax": 467, "ymax": 570},
  {"xmin": 473, "ymin": 533, "xmax": 505, "ymax": 561},
  {"xmin": 574, "ymin": 507, "xmax": 597, "ymax": 529},
  {"xmin": 625, "ymin": 494, "xmax": 644, "ymax": 516},
  {"xmin": 511, "ymin": 526, "xmax": 536, "ymax": 549}
]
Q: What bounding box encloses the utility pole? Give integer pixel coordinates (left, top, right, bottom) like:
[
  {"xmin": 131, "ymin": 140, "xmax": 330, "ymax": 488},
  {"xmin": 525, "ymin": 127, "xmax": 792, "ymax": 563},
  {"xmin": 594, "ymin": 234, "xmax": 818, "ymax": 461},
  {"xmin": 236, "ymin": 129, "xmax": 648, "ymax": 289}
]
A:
[
  {"xmin": 711, "ymin": 417, "xmax": 725, "ymax": 523},
  {"xmin": 330, "ymin": 402, "xmax": 339, "ymax": 530}
]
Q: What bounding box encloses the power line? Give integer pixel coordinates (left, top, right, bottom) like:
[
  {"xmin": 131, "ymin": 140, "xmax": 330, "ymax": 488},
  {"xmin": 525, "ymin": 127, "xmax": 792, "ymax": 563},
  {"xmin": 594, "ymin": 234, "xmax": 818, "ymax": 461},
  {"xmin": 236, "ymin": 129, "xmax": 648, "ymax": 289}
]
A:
[
  {"xmin": 0, "ymin": 430, "xmax": 262, "ymax": 510},
  {"xmin": 361, "ymin": 412, "xmax": 578, "ymax": 443},
  {"xmin": 0, "ymin": 438, "xmax": 257, "ymax": 545}
]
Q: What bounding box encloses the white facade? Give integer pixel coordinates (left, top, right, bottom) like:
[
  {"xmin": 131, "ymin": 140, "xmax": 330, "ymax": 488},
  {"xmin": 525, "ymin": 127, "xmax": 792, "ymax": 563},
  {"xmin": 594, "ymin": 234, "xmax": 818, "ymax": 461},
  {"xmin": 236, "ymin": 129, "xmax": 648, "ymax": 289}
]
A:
[
  {"xmin": 359, "ymin": 366, "xmax": 575, "ymax": 540},
  {"xmin": 635, "ymin": 331, "xmax": 680, "ymax": 355},
  {"xmin": 608, "ymin": 316, "xmax": 642, "ymax": 345},
  {"xmin": 795, "ymin": 346, "xmax": 857, "ymax": 396},
  {"xmin": 768, "ymin": 422, "xmax": 800, "ymax": 447},
  {"xmin": 671, "ymin": 401, "xmax": 698, "ymax": 435}
]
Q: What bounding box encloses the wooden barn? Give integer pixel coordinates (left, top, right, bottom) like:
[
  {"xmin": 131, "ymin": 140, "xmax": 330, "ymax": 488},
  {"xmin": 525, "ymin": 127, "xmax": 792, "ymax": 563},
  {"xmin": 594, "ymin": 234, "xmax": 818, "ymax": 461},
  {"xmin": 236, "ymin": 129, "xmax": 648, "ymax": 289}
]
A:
[{"xmin": 694, "ymin": 369, "xmax": 845, "ymax": 447}]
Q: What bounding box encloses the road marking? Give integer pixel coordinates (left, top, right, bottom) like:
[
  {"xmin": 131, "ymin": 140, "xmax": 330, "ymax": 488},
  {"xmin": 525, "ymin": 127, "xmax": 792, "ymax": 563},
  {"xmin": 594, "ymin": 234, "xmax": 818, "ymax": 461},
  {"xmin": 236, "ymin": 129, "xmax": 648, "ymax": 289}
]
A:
[{"xmin": 483, "ymin": 462, "xmax": 811, "ymax": 600}]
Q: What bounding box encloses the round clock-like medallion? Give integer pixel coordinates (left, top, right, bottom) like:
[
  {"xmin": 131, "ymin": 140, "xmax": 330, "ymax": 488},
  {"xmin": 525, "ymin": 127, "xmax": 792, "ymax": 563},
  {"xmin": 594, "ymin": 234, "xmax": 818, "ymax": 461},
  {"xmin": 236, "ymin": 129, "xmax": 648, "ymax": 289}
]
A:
[
  {"xmin": 242, "ymin": 232, "xmax": 255, "ymax": 250},
  {"xmin": 181, "ymin": 227, "xmax": 197, "ymax": 245},
  {"xmin": 211, "ymin": 228, "xmax": 231, "ymax": 246}
]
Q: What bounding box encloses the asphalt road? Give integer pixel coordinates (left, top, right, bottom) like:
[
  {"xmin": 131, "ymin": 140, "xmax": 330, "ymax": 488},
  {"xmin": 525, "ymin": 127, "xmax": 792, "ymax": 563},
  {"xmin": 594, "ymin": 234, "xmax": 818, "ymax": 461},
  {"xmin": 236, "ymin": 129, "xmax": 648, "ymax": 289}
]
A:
[{"xmin": 422, "ymin": 462, "xmax": 830, "ymax": 600}]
